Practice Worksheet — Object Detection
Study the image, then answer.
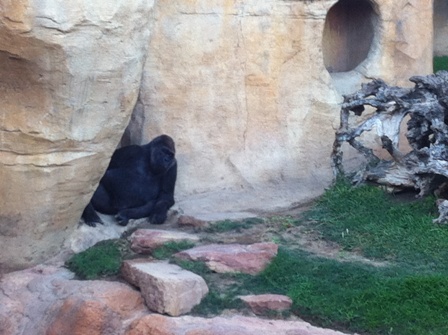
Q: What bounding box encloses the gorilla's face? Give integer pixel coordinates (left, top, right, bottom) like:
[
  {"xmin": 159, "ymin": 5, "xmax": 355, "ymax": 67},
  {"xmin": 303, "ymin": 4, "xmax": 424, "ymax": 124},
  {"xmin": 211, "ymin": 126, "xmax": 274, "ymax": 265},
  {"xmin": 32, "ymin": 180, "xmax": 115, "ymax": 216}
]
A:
[{"xmin": 150, "ymin": 145, "xmax": 176, "ymax": 175}]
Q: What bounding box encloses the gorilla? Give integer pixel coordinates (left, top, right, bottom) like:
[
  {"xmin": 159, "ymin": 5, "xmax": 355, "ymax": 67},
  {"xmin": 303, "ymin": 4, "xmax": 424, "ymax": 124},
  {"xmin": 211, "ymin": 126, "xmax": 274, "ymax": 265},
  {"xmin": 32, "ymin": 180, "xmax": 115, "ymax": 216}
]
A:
[{"xmin": 81, "ymin": 134, "xmax": 177, "ymax": 227}]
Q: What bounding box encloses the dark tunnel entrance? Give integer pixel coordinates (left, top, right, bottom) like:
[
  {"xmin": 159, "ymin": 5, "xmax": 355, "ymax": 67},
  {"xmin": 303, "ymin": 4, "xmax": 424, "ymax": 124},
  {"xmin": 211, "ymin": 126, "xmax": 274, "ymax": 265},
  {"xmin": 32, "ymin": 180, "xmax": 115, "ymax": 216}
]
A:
[{"xmin": 322, "ymin": 0, "xmax": 376, "ymax": 73}]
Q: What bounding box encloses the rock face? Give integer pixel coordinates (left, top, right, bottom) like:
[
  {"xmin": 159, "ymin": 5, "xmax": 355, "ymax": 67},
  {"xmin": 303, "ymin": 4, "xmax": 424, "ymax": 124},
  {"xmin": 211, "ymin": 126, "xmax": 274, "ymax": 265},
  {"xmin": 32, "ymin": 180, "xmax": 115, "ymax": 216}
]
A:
[
  {"xmin": 130, "ymin": 0, "xmax": 433, "ymax": 217},
  {"xmin": 174, "ymin": 243, "xmax": 278, "ymax": 274},
  {"xmin": 0, "ymin": 0, "xmax": 434, "ymax": 270},
  {"xmin": 121, "ymin": 260, "xmax": 209, "ymax": 316},
  {"xmin": 0, "ymin": 1, "xmax": 154, "ymax": 270}
]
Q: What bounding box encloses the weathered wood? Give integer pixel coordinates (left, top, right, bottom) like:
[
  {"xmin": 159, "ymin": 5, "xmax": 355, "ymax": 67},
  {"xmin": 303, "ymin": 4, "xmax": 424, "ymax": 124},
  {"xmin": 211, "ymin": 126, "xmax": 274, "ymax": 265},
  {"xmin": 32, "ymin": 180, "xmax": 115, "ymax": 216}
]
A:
[{"xmin": 331, "ymin": 71, "xmax": 448, "ymax": 223}]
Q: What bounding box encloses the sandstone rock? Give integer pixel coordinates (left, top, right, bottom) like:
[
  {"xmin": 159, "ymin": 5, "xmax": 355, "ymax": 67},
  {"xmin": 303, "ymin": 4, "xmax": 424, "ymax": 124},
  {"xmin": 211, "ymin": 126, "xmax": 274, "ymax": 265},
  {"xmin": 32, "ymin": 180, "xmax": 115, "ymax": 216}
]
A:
[
  {"xmin": 129, "ymin": 229, "xmax": 200, "ymax": 254},
  {"xmin": 0, "ymin": 0, "xmax": 154, "ymax": 270},
  {"xmin": 46, "ymin": 298, "xmax": 122, "ymax": 335},
  {"xmin": 177, "ymin": 215, "xmax": 208, "ymax": 228},
  {"xmin": 239, "ymin": 294, "xmax": 292, "ymax": 315},
  {"xmin": 0, "ymin": 0, "xmax": 434, "ymax": 273},
  {"xmin": 121, "ymin": 260, "xmax": 209, "ymax": 316},
  {"xmin": 128, "ymin": 0, "xmax": 433, "ymax": 222},
  {"xmin": 0, "ymin": 264, "xmax": 147, "ymax": 335},
  {"xmin": 126, "ymin": 314, "xmax": 355, "ymax": 335},
  {"xmin": 174, "ymin": 243, "xmax": 278, "ymax": 275}
]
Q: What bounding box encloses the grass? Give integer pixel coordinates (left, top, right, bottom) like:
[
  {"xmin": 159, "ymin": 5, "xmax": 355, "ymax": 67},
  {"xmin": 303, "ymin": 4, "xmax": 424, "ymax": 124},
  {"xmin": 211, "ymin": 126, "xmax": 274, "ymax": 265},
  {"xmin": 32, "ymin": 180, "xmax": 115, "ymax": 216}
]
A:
[
  {"xmin": 183, "ymin": 179, "xmax": 448, "ymax": 334},
  {"xmin": 246, "ymin": 248, "xmax": 448, "ymax": 335},
  {"xmin": 66, "ymin": 178, "xmax": 448, "ymax": 334},
  {"xmin": 434, "ymin": 56, "xmax": 448, "ymax": 72},
  {"xmin": 204, "ymin": 217, "xmax": 264, "ymax": 233},
  {"xmin": 173, "ymin": 258, "xmax": 247, "ymax": 315},
  {"xmin": 151, "ymin": 240, "xmax": 196, "ymax": 259},
  {"xmin": 304, "ymin": 180, "xmax": 448, "ymax": 270},
  {"xmin": 242, "ymin": 179, "xmax": 448, "ymax": 335},
  {"xmin": 65, "ymin": 239, "xmax": 127, "ymax": 279},
  {"xmin": 66, "ymin": 239, "xmax": 196, "ymax": 278}
]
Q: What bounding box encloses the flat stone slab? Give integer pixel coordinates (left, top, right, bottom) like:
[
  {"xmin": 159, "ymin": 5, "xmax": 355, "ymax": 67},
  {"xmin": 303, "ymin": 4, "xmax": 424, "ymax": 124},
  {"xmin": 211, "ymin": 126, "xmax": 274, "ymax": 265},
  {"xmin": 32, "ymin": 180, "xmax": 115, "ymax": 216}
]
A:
[
  {"xmin": 129, "ymin": 229, "xmax": 200, "ymax": 254},
  {"xmin": 126, "ymin": 314, "xmax": 355, "ymax": 335},
  {"xmin": 121, "ymin": 260, "xmax": 208, "ymax": 316},
  {"xmin": 239, "ymin": 294, "xmax": 293, "ymax": 315},
  {"xmin": 174, "ymin": 242, "xmax": 278, "ymax": 275},
  {"xmin": 177, "ymin": 215, "xmax": 208, "ymax": 228}
]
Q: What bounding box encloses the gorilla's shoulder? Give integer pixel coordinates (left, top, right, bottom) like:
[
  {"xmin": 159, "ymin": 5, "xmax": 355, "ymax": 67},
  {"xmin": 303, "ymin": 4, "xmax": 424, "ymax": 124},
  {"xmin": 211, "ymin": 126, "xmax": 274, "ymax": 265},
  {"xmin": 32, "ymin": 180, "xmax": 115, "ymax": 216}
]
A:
[{"xmin": 108, "ymin": 145, "xmax": 145, "ymax": 170}]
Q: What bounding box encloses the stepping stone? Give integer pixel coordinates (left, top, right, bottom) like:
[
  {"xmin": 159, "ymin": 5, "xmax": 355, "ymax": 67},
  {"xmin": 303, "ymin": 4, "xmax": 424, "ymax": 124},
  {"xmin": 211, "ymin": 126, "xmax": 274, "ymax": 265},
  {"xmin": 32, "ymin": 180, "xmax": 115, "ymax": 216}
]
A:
[
  {"xmin": 174, "ymin": 242, "xmax": 278, "ymax": 275},
  {"xmin": 129, "ymin": 229, "xmax": 200, "ymax": 254},
  {"xmin": 121, "ymin": 259, "xmax": 208, "ymax": 316},
  {"xmin": 239, "ymin": 294, "xmax": 292, "ymax": 315}
]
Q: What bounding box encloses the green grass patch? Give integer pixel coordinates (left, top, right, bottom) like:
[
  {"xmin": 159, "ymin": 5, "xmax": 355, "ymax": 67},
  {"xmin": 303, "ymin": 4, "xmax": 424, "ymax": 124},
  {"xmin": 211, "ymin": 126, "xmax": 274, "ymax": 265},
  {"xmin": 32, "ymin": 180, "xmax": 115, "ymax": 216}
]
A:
[
  {"xmin": 245, "ymin": 248, "xmax": 448, "ymax": 335},
  {"xmin": 192, "ymin": 289, "xmax": 245, "ymax": 315},
  {"xmin": 65, "ymin": 239, "xmax": 127, "ymax": 279},
  {"xmin": 174, "ymin": 259, "xmax": 247, "ymax": 315},
  {"xmin": 173, "ymin": 259, "xmax": 212, "ymax": 276},
  {"xmin": 265, "ymin": 215, "xmax": 301, "ymax": 230},
  {"xmin": 204, "ymin": 217, "xmax": 264, "ymax": 233},
  {"xmin": 304, "ymin": 180, "xmax": 448, "ymax": 270},
  {"xmin": 151, "ymin": 240, "xmax": 196, "ymax": 260},
  {"xmin": 434, "ymin": 56, "xmax": 448, "ymax": 72}
]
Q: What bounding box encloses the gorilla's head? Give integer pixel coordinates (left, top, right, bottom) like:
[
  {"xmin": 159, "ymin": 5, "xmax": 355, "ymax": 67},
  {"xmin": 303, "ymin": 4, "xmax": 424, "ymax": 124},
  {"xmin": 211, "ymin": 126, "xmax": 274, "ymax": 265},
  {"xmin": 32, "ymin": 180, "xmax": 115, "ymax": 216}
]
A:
[{"xmin": 149, "ymin": 135, "xmax": 176, "ymax": 175}]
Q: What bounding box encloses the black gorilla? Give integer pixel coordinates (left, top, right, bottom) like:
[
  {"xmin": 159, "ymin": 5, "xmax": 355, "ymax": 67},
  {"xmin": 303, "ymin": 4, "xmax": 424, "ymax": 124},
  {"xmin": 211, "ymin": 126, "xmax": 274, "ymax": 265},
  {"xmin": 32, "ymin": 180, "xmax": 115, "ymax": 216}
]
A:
[{"xmin": 82, "ymin": 134, "xmax": 177, "ymax": 227}]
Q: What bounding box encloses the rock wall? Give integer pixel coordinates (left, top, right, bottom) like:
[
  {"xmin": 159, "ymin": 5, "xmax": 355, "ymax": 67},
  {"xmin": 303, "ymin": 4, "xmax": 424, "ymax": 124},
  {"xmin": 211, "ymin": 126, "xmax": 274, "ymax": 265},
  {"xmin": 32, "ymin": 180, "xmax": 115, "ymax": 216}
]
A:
[
  {"xmin": 128, "ymin": 0, "xmax": 433, "ymax": 213},
  {"xmin": 0, "ymin": 0, "xmax": 434, "ymax": 270},
  {"xmin": 0, "ymin": 0, "xmax": 154, "ymax": 270}
]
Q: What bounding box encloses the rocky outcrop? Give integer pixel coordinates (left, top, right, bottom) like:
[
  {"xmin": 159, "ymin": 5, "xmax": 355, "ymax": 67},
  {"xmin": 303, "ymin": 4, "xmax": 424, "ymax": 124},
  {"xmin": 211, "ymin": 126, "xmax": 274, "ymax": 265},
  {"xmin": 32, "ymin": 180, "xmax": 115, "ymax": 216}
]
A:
[
  {"xmin": 130, "ymin": 0, "xmax": 433, "ymax": 220},
  {"xmin": 0, "ymin": 264, "xmax": 148, "ymax": 335},
  {"xmin": 174, "ymin": 242, "xmax": 278, "ymax": 274},
  {"xmin": 0, "ymin": 0, "xmax": 434, "ymax": 271},
  {"xmin": 0, "ymin": 261, "xmax": 353, "ymax": 335},
  {"xmin": 0, "ymin": 0, "xmax": 154, "ymax": 270}
]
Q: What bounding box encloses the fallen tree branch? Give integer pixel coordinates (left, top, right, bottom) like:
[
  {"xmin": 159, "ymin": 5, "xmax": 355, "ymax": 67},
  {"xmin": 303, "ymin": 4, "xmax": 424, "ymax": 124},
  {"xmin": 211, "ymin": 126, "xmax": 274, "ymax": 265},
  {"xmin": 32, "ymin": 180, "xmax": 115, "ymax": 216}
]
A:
[{"xmin": 331, "ymin": 71, "xmax": 448, "ymax": 223}]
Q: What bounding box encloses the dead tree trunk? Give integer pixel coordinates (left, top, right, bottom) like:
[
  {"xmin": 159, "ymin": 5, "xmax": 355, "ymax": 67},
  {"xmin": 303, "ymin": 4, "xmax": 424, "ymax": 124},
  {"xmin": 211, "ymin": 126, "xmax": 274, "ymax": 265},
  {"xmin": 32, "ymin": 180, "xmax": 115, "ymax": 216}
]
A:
[{"xmin": 331, "ymin": 71, "xmax": 448, "ymax": 223}]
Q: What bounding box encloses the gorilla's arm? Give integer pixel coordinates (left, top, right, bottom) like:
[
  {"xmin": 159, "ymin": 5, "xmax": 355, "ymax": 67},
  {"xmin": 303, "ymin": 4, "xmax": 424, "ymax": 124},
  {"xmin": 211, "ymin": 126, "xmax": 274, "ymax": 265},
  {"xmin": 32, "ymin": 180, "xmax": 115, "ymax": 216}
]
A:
[
  {"xmin": 115, "ymin": 201, "xmax": 157, "ymax": 226},
  {"xmin": 81, "ymin": 202, "xmax": 103, "ymax": 227},
  {"xmin": 150, "ymin": 161, "xmax": 177, "ymax": 224}
]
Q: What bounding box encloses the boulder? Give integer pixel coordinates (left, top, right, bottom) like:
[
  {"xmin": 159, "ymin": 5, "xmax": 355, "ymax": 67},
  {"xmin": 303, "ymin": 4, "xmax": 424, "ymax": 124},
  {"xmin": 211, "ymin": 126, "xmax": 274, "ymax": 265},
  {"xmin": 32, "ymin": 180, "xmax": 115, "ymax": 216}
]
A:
[
  {"xmin": 121, "ymin": 260, "xmax": 209, "ymax": 316},
  {"xmin": 174, "ymin": 243, "xmax": 278, "ymax": 274},
  {"xmin": 0, "ymin": 0, "xmax": 154, "ymax": 270},
  {"xmin": 0, "ymin": 264, "xmax": 147, "ymax": 335},
  {"xmin": 129, "ymin": 229, "xmax": 200, "ymax": 254},
  {"xmin": 126, "ymin": 314, "xmax": 354, "ymax": 335}
]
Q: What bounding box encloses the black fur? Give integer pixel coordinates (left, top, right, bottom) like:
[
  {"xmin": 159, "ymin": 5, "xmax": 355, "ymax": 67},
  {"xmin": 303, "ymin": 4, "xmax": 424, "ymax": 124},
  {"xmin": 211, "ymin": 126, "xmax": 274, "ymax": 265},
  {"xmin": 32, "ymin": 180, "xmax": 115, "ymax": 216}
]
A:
[{"xmin": 82, "ymin": 135, "xmax": 177, "ymax": 227}]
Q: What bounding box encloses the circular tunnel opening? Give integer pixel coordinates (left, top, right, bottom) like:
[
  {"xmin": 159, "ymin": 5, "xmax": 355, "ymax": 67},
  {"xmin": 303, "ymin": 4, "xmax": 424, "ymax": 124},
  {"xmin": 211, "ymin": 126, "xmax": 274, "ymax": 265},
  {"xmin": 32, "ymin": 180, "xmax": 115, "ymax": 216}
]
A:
[
  {"xmin": 322, "ymin": 0, "xmax": 376, "ymax": 73},
  {"xmin": 433, "ymin": 0, "xmax": 448, "ymax": 72}
]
